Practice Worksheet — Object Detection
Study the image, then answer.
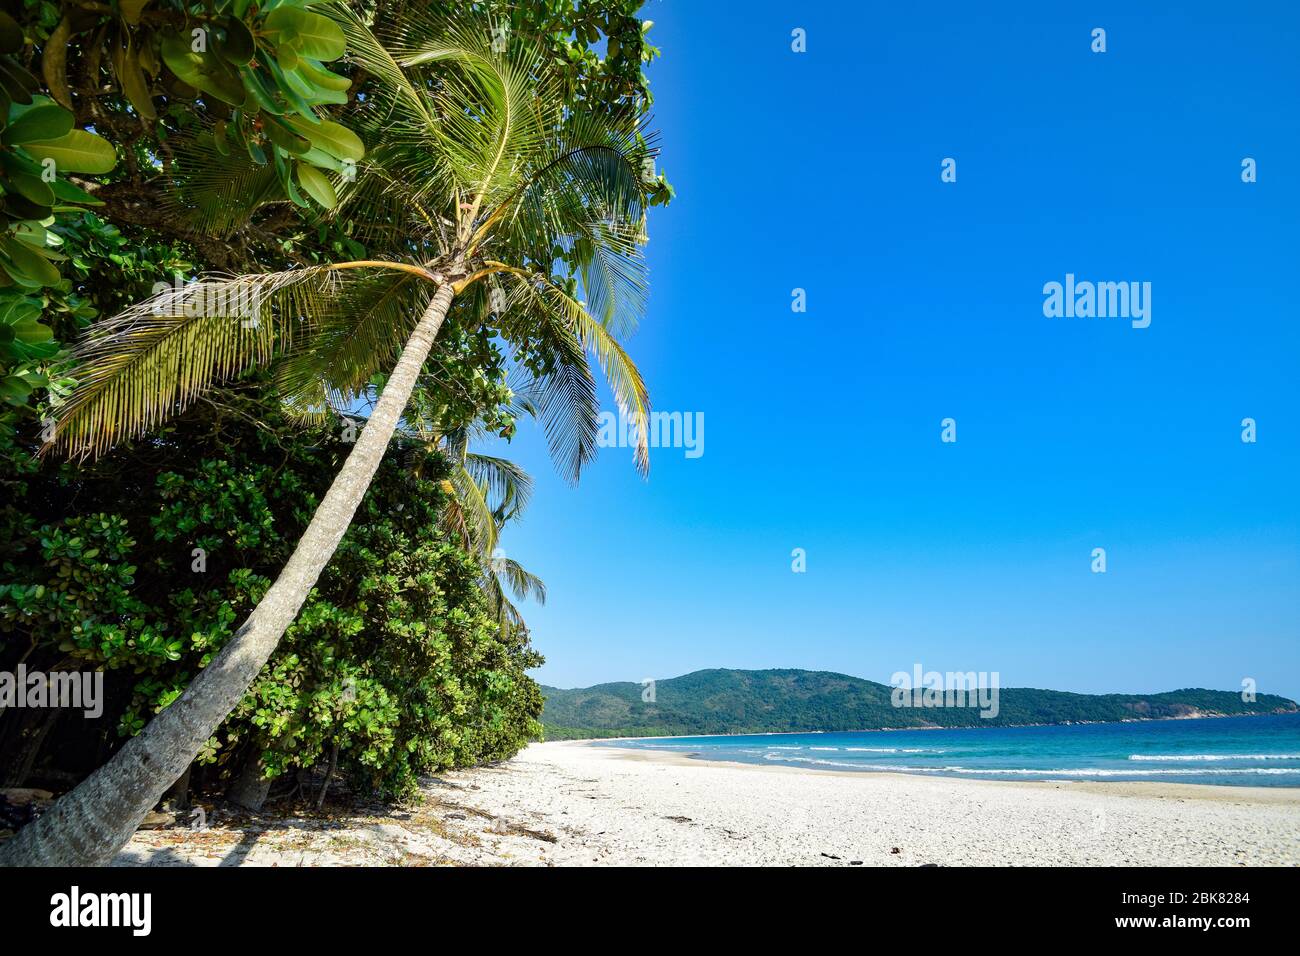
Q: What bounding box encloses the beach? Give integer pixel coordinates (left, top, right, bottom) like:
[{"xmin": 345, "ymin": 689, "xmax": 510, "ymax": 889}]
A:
[{"xmin": 115, "ymin": 740, "xmax": 1300, "ymax": 866}]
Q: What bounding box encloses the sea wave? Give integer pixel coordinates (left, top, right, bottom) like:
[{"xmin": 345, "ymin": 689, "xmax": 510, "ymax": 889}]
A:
[
  {"xmin": 762, "ymin": 754, "xmax": 869, "ymax": 769},
  {"xmin": 1128, "ymin": 753, "xmax": 1300, "ymax": 762},
  {"xmin": 759, "ymin": 753, "xmax": 1300, "ymax": 776},
  {"xmin": 936, "ymin": 766, "xmax": 1300, "ymax": 777}
]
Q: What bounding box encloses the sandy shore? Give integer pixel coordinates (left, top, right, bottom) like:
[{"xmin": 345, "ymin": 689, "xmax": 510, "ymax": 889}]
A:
[{"xmin": 115, "ymin": 741, "xmax": 1300, "ymax": 866}]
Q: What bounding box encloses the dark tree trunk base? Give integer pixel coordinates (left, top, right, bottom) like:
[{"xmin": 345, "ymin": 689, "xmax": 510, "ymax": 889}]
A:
[{"xmin": 226, "ymin": 758, "xmax": 271, "ymax": 812}]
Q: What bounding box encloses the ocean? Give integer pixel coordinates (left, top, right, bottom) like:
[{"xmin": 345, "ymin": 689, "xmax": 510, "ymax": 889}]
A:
[{"xmin": 595, "ymin": 713, "xmax": 1300, "ymax": 786}]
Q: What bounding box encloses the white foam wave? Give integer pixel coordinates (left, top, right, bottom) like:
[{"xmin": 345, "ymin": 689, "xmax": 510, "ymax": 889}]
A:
[
  {"xmin": 758, "ymin": 753, "xmax": 1300, "ymax": 776},
  {"xmin": 1128, "ymin": 753, "xmax": 1300, "ymax": 762}
]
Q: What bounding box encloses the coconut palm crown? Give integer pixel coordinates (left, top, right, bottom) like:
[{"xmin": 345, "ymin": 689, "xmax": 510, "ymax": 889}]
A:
[{"xmin": 50, "ymin": 7, "xmax": 654, "ymax": 477}]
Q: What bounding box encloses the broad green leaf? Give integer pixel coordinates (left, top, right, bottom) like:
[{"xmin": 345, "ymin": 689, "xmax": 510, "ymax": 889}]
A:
[
  {"xmin": 0, "ymin": 293, "xmax": 42, "ymax": 325},
  {"xmin": 294, "ymin": 57, "xmax": 352, "ymax": 93},
  {"xmin": 49, "ymin": 178, "xmax": 103, "ymax": 205},
  {"xmin": 13, "ymin": 223, "xmax": 51, "ymax": 248},
  {"xmin": 219, "ymin": 17, "xmax": 256, "ymax": 64},
  {"xmin": 0, "ymin": 57, "xmax": 37, "ymax": 106},
  {"xmin": 283, "ymin": 115, "xmax": 363, "ymax": 161},
  {"xmin": 22, "ymin": 129, "xmax": 118, "ymax": 173},
  {"xmin": 0, "ymin": 375, "xmax": 35, "ymax": 402},
  {"xmin": 6, "ymin": 168, "xmax": 55, "ymax": 206},
  {"xmin": 240, "ymin": 65, "xmax": 288, "ymax": 114},
  {"xmin": 115, "ymin": 44, "xmax": 157, "ymax": 121},
  {"xmin": 2, "ymin": 104, "xmax": 74, "ymax": 145},
  {"xmin": 298, "ymin": 145, "xmax": 343, "ymax": 171},
  {"xmin": 263, "ymin": 54, "xmax": 316, "ymax": 119},
  {"xmin": 0, "ymin": 236, "xmax": 61, "ymax": 286},
  {"xmin": 263, "ymin": 115, "xmax": 311, "ymax": 155},
  {"xmin": 295, "ymin": 162, "xmax": 337, "ymax": 208},
  {"xmin": 6, "ymin": 313, "xmax": 54, "ymax": 345},
  {"xmin": 264, "ymin": 8, "xmax": 346, "ymax": 61},
  {"xmin": 160, "ymin": 33, "xmax": 206, "ymax": 89},
  {"xmin": 278, "ymin": 63, "xmax": 348, "ymax": 108},
  {"xmin": 1, "ymin": 192, "xmax": 52, "ymax": 220}
]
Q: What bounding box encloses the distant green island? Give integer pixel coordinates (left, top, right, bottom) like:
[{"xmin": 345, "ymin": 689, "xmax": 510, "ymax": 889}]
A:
[{"xmin": 539, "ymin": 668, "xmax": 1298, "ymax": 740}]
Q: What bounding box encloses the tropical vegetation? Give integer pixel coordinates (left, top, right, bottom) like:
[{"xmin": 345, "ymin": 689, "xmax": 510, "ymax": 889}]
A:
[{"xmin": 0, "ymin": 0, "xmax": 667, "ymax": 866}]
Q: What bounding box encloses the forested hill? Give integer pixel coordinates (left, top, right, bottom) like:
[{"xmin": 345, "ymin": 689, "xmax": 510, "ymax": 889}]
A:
[{"xmin": 539, "ymin": 669, "xmax": 1298, "ymax": 740}]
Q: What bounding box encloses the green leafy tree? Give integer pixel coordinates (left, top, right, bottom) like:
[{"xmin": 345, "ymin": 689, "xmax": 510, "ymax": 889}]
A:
[
  {"xmin": 13, "ymin": 0, "xmax": 356, "ymax": 205},
  {"xmin": 0, "ymin": 88, "xmax": 116, "ymax": 408}
]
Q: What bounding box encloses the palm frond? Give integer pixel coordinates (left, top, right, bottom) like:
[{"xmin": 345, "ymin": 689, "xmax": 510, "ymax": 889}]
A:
[
  {"xmin": 447, "ymin": 463, "xmax": 498, "ymax": 556},
  {"xmin": 275, "ymin": 270, "xmax": 434, "ymax": 416},
  {"xmin": 493, "ymin": 556, "xmax": 546, "ymax": 606},
  {"xmin": 51, "ymin": 268, "xmax": 338, "ymax": 458},
  {"xmin": 160, "ymin": 131, "xmax": 284, "ymax": 238},
  {"xmin": 389, "ymin": 20, "xmax": 558, "ymax": 212},
  {"xmin": 479, "ymin": 549, "xmax": 545, "ymax": 639},
  {"xmin": 577, "ymin": 218, "xmax": 649, "ymax": 340},
  {"xmin": 479, "ymin": 569, "xmax": 524, "ymax": 637},
  {"xmin": 511, "ymin": 316, "xmax": 601, "ymax": 485},
  {"xmin": 331, "ymin": 5, "xmax": 441, "ymax": 133},
  {"xmin": 481, "ymin": 113, "xmax": 653, "ymax": 338},
  {"xmin": 52, "ymin": 262, "xmax": 436, "ymax": 457},
  {"xmin": 332, "ymin": 155, "xmax": 446, "ymax": 253},
  {"xmin": 483, "ymin": 111, "xmax": 652, "ymax": 244},
  {"xmin": 464, "ymin": 452, "xmax": 532, "ymax": 519},
  {"xmin": 358, "ymin": 16, "xmax": 656, "ymax": 484},
  {"xmin": 496, "ymin": 266, "xmax": 651, "ymax": 477},
  {"xmin": 337, "ymin": 4, "xmax": 570, "ymax": 239}
]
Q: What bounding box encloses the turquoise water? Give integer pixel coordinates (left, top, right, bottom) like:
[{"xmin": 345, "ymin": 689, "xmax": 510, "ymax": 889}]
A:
[{"xmin": 595, "ymin": 714, "xmax": 1300, "ymax": 786}]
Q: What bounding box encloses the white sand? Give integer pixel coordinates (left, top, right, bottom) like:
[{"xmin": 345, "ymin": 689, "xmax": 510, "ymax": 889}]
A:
[{"xmin": 116, "ymin": 740, "xmax": 1300, "ymax": 866}]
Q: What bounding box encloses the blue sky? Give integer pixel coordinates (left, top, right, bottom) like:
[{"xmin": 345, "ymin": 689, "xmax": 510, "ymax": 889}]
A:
[{"xmin": 485, "ymin": 1, "xmax": 1300, "ymax": 699}]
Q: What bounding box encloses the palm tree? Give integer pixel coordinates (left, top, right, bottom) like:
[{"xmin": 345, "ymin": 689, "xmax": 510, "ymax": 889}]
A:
[
  {"xmin": 438, "ymin": 428, "xmax": 547, "ymax": 638},
  {"xmin": 0, "ymin": 11, "xmax": 653, "ymax": 866}
]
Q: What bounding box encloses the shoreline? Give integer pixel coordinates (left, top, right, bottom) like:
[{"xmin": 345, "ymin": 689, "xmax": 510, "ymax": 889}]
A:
[
  {"xmin": 546, "ymin": 707, "xmax": 1300, "ymax": 744},
  {"xmin": 593, "ymin": 742, "xmax": 1300, "ymax": 805},
  {"xmin": 117, "ymin": 740, "xmax": 1300, "ymax": 866}
]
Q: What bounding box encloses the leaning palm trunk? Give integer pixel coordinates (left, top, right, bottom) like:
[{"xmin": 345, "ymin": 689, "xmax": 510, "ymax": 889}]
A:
[{"xmin": 0, "ymin": 284, "xmax": 455, "ymax": 866}]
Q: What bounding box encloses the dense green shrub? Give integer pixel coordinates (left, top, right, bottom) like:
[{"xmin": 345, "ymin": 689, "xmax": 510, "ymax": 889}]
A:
[{"xmin": 1, "ymin": 382, "xmax": 542, "ymax": 798}]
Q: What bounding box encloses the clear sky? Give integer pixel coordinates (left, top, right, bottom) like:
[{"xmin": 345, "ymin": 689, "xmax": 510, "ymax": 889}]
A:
[{"xmin": 483, "ymin": 1, "xmax": 1300, "ymax": 699}]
